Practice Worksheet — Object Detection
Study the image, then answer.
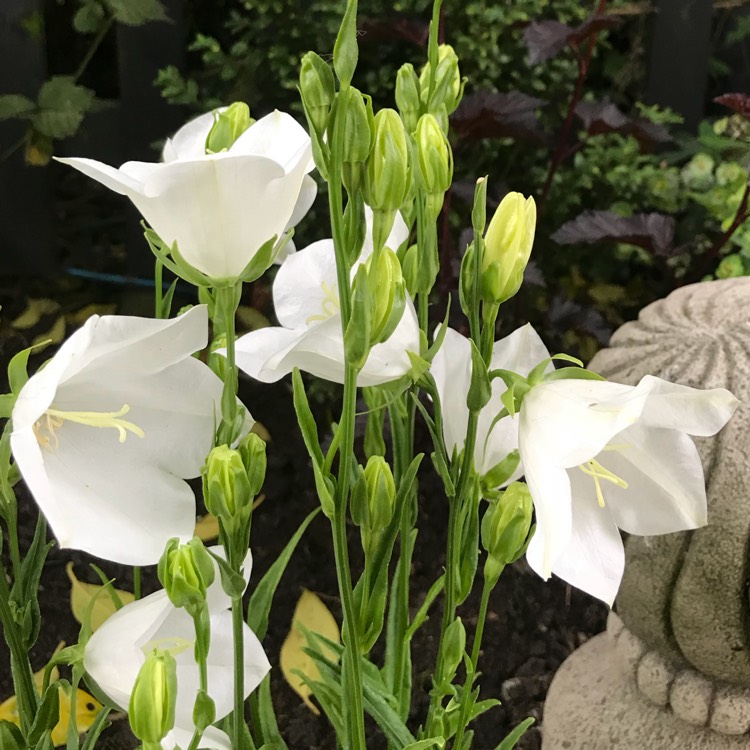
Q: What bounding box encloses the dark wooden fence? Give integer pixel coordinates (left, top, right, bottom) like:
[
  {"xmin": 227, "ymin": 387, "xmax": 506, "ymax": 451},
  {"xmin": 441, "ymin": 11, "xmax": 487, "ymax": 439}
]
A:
[{"xmin": 0, "ymin": 0, "xmax": 731, "ymax": 276}]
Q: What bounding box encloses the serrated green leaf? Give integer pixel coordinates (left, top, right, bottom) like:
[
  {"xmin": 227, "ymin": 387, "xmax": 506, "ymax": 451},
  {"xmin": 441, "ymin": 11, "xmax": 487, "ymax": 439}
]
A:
[
  {"xmin": 72, "ymin": 3, "xmax": 106, "ymax": 34},
  {"xmin": 32, "ymin": 77, "xmax": 95, "ymax": 139},
  {"xmin": 0, "ymin": 94, "xmax": 35, "ymax": 121},
  {"xmin": 105, "ymin": 0, "xmax": 168, "ymax": 25}
]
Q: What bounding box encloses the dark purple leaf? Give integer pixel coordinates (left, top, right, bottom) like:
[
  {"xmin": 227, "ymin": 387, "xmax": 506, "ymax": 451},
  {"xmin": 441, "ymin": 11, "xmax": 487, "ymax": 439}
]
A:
[
  {"xmin": 452, "ymin": 90, "xmax": 547, "ymax": 143},
  {"xmin": 524, "ymin": 21, "xmax": 572, "ymax": 65},
  {"xmin": 575, "ymin": 99, "xmax": 671, "ymax": 144},
  {"xmin": 547, "ymin": 294, "xmax": 612, "ymax": 345},
  {"xmin": 714, "ymin": 93, "xmax": 750, "ymax": 120},
  {"xmin": 551, "ymin": 210, "xmax": 676, "ymax": 257},
  {"xmin": 359, "ymin": 16, "xmax": 429, "ymax": 46},
  {"xmin": 524, "ymin": 15, "xmax": 621, "ymax": 65}
]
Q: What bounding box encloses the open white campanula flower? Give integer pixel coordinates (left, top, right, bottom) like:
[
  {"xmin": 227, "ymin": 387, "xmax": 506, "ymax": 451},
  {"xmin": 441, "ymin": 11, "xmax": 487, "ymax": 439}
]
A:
[
  {"xmin": 518, "ymin": 375, "xmax": 739, "ymax": 605},
  {"xmin": 430, "ymin": 324, "xmax": 551, "ymax": 478},
  {"xmin": 57, "ymin": 108, "xmax": 316, "ymax": 280},
  {"xmin": 10, "ymin": 306, "xmax": 235, "ymax": 565},
  {"xmin": 84, "ymin": 549, "xmax": 269, "ymax": 744},
  {"xmin": 233, "ymin": 210, "xmax": 421, "ymax": 386}
]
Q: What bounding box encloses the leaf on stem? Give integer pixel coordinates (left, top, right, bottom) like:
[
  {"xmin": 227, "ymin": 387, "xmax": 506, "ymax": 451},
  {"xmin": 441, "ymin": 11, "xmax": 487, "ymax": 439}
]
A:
[
  {"xmin": 715, "ymin": 92, "xmax": 750, "ymax": 120},
  {"xmin": 451, "ymin": 91, "xmax": 547, "ymax": 143},
  {"xmin": 575, "ymin": 99, "xmax": 671, "ymax": 145},
  {"xmin": 279, "ymin": 590, "xmax": 341, "ymax": 714},
  {"xmin": 524, "ymin": 15, "xmax": 621, "ymax": 65}
]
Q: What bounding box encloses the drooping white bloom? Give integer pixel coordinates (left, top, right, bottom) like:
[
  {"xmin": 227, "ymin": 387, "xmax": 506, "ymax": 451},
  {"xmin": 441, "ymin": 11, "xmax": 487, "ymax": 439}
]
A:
[
  {"xmin": 10, "ymin": 306, "xmax": 235, "ymax": 565},
  {"xmin": 84, "ymin": 550, "xmax": 269, "ymax": 744},
  {"xmin": 233, "ymin": 210, "xmax": 421, "ymax": 386},
  {"xmin": 57, "ymin": 109, "xmax": 316, "ymax": 279},
  {"xmin": 518, "ymin": 376, "xmax": 739, "ymax": 605},
  {"xmin": 430, "ymin": 324, "xmax": 550, "ymax": 477}
]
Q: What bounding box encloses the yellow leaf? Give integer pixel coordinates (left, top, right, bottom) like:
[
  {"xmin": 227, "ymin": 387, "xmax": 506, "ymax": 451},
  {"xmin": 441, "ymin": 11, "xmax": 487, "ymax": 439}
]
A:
[
  {"xmin": 67, "ymin": 303, "xmax": 117, "ymax": 326},
  {"xmin": 66, "ymin": 563, "xmax": 135, "ymax": 632},
  {"xmin": 194, "ymin": 513, "xmax": 220, "ymax": 541},
  {"xmin": 31, "ymin": 316, "xmax": 66, "ymax": 351},
  {"xmin": 0, "ymin": 664, "xmax": 102, "ymax": 747},
  {"xmin": 11, "ymin": 298, "xmax": 59, "ymax": 330},
  {"xmin": 251, "ymin": 421, "xmax": 272, "ymax": 443},
  {"xmin": 279, "ymin": 590, "xmax": 341, "ymax": 714}
]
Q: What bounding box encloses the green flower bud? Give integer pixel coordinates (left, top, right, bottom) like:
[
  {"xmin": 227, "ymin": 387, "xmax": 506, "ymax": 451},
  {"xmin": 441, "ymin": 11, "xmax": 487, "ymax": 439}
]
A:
[
  {"xmin": 481, "ymin": 191, "xmax": 536, "ymax": 305},
  {"xmin": 415, "ymin": 113, "xmax": 453, "ymax": 199},
  {"xmin": 419, "ymin": 44, "xmax": 462, "ymax": 118},
  {"xmin": 341, "ymin": 87, "xmax": 374, "ymax": 194},
  {"xmin": 359, "ymin": 456, "xmax": 396, "ymax": 531},
  {"xmin": 365, "ymin": 246, "xmax": 407, "ymax": 345},
  {"xmin": 237, "ymin": 431, "xmax": 268, "ymax": 498},
  {"xmin": 482, "ymin": 482, "xmax": 534, "ymax": 578},
  {"xmin": 205, "ymin": 102, "xmax": 254, "ymax": 154},
  {"xmin": 364, "ymin": 109, "xmax": 411, "ymax": 214},
  {"xmin": 395, "ymin": 63, "xmax": 421, "ymax": 133},
  {"xmin": 203, "ymin": 444, "xmax": 253, "ymax": 520},
  {"xmin": 158, "ymin": 537, "xmax": 215, "ymax": 612},
  {"xmin": 300, "ymin": 52, "xmax": 335, "ymax": 137},
  {"xmin": 442, "ymin": 617, "xmax": 466, "ymax": 684},
  {"xmin": 399, "ymin": 243, "xmax": 419, "ymax": 296},
  {"xmin": 129, "ymin": 649, "xmax": 177, "ymax": 746},
  {"xmin": 459, "ymin": 242, "xmax": 476, "ymax": 318}
]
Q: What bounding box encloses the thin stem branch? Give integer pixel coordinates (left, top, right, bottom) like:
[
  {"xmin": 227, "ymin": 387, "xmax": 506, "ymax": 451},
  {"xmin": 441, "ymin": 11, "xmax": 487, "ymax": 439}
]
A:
[{"xmin": 73, "ymin": 16, "xmax": 116, "ymax": 83}]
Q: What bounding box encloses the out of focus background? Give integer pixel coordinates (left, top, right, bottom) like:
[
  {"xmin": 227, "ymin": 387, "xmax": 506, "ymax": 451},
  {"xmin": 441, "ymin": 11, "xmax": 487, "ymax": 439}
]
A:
[{"xmin": 2, "ymin": 0, "xmax": 750, "ymax": 357}]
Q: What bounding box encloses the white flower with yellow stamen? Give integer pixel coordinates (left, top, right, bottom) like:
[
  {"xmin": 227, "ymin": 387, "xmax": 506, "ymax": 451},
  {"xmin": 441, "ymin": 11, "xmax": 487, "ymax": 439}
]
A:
[
  {"xmin": 10, "ymin": 306, "xmax": 235, "ymax": 565},
  {"xmin": 518, "ymin": 375, "xmax": 739, "ymax": 605},
  {"xmin": 233, "ymin": 208, "xmax": 420, "ymax": 386}
]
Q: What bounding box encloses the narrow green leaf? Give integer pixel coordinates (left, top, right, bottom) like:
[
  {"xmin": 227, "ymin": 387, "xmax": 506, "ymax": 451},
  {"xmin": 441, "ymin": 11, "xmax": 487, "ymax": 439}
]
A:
[
  {"xmin": 292, "ymin": 368, "xmax": 324, "ymax": 468},
  {"xmin": 253, "ymin": 675, "xmax": 288, "ymax": 749},
  {"xmin": 27, "ymin": 682, "xmax": 60, "ymax": 747},
  {"xmin": 543, "ymin": 367, "xmax": 606, "ymax": 382},
  {"xmin": 494, "ymin": 717, "xmax": 535, "ymax": 750},
  {"xmin": 404, "ymin": 573, "xmax": 445, "ymax": 640},
  {"xmin": 466, "ymin": 340, "xmax": 491, "ymax": 413},
  {"xmin": 79, "ymin": 707, "xmax": 111, "ymax": 750},
  {"xmin": 247, "ymin": 507, "xmax": 320, "ymax": 640},
  {"xmin": 333, "ymin": 0, "xmax": 359, "ymax": 85}
]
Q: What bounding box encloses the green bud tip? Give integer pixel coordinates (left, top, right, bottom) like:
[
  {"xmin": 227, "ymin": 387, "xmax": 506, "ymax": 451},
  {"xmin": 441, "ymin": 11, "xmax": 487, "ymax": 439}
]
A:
[
  {"xmin": 205, "ymin": 102, "xmax": 254, "ymax": 154},
  {"xmin": 129, "ymin": 649, "xmax": 177, "ymax": 744}
]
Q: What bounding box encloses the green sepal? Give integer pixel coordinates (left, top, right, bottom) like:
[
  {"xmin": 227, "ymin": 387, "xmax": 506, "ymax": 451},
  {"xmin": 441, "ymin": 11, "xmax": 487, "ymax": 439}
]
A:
[
  {"xmin": 406, "ymin": 351, "xmax": 430, "ymax": 384},
  {"xmin": 333, "ymin": 0, "xmax": 359, "ymax": 85},
  {"xmin": 543, "ymin": 367, "xmax": 606, "ymax": 382},
  {"xmin": 192, "ymin": 689, "xmax": 216, "ymax": 731},
  {"xmin": 247, "ymin": 507, "xmax": 321, "ymax": 640},
  {"xmin": 466, "ymin": 340, "xmax": 491, "ymax": 414},
  {"xmin": 345, "ymin": 265, "xmax": 372, "ymax": 369},
  {"xmin": 159, "ymin": 277, "xmax": 179, "ymax": 319},
  {"xmin": 291, "ymin": 369, "xmax": 324, "ymax": 468},
  {"xmin": 8, "ymin": 344, "xmax": 40, "ymax": 396},
  {"xmin": 312, "ymin": 462, "xmax": 336, "ymax": 519},
  {"xmin": 0, "ymin": 720, "xmax": 25, "ymax": 750},
  {"xmin": 206, "ymin": 548, "xmax": 246, "ymax": 598},
  {"xmin": 425, "ymin": 303, "xmax": 452, "ymax": 364},
  {"xmin": 454, "ymin": 490, "xmax": 480, "ymax": 606},
  {"xmin": 527, "ymin": 353, "xmax": 584, "ymax": 386},
  {"xmin": 471, "ymin": 176, "xmax": 488, "ymax": 237},
  {"xmin": 480, "ymin": 450, "xmax": 520, "ymax": 494},
  {"xmin": 343, "ymin": 194, "xmax": 367, "ymax": 265}
]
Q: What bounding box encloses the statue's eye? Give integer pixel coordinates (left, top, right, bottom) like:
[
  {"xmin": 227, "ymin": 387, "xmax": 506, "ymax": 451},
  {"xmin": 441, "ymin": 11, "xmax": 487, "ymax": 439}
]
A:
[{"xmin": 85, "ymin": 702, "xmax": 96, "ymax": 712}]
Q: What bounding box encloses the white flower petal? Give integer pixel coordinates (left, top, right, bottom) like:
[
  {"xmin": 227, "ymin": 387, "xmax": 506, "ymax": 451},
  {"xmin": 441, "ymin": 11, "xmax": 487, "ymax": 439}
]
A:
[
  {"xmin": 164, "ymin": 726, "xmax": 232, "ymax": 750},
  {"xmin": 359, "ymin": 207, "xmax": 409, "ymax": 262},
  {"xmin": 547, "ymin": 486, "xmax": 625, "ymax": 606},
  {"xmin": 634, "ymin": 375, "xmax": 739, "ymax": 436},
  {"xmin": 488, "ymin": 323, "xmax": 551, "ymax": 376},
  {"xmin": 234, "ymin": 325, "xmax": 310, "ymax": 383},
  {"xmin": 138, "ymin": 155, "xmax": 306, "ymax": 279},
  {"xmin": 273, "ymin": 239, "xmax": 338, "ymax": 329},
  {"xmin": 231, "ymin": 110, "xmax": 314, "ymax": 173},
  {"xmin": 54, "ymin": 157, "xmax": 144, "ymax": 196},
  {"xmin": 163, "ymin": 110, "xmax": 218, "ymax": 162},
  {"xmin": 84, "ymin": 589, "xmax": 173, "ymax": 710},
  {"xmin": 285, "ymin": 173, "xmax": 318, "ymax": 231},
  {"xmin": 598, "ymin": 424, "xmax": 708, "ymax": 534}
]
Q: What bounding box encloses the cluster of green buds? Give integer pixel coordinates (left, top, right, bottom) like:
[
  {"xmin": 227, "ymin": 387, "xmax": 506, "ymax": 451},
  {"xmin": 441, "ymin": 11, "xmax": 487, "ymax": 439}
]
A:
[
  {"xmin": 345, "ymin": 245, "xmax": 407, "ymax": 370},
  {"xmin": 351, "ymin": 456, "xmax": 397, "ymax": 548},
  {"xmin": 205, "ymin": 102, "xmax": 255, "ymax": 154},
  {"xmin": 481, "ymin": 482, "xmax": 534, "ymax": 587},
  {"xmin": 202, "ymin": 432, "xmax": 267, "ymax": 533},
  {"xmin": 158, "ymin": 537, "xmax": 216, "ymax": 615},
  {"xmin": 129, "ymin": 649, "xmax": 177, "ymax": 750},
  {"xmin": 419, "ymin": 44, "xmax": 463, "ymax": 132}
]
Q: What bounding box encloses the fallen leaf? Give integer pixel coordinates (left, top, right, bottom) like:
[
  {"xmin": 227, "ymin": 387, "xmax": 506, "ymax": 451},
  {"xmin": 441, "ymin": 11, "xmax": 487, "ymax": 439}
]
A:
[
  {"xmin": 194, "ymin": 514, "xmax": 220, "ymax": 541},
  {"xmin": 67, "ymin": 303, "xmax": 117, "ymax": 326},
  {"xmin": 30, "ymin": 315, "xmax": 66, "ymax": 350},
  {"xmin": 280, "ymin": 590, "xmax": 340, "ymax": 714},
  {"xmin": 251, "ymin": 421, "xmax": 272, "ymax": 443},
  {"xmin": 11, "ymin": 298, "xmax": 59, "ymax": 330},
  {"xmin": 66, "ymin": 563, "xmax": 134, "ymax": 632}
]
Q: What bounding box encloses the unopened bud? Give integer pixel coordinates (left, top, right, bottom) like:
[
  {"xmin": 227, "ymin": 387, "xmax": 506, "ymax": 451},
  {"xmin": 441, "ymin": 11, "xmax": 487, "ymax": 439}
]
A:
[
  {"xmin": 237, "ymin": 431, "xmax": 268, "ymax": 498},
  {"xmin": 482, "ymin": 482, "xmax": 534, "ymax": 578},
  {"xmin": 299, "ymin": 52, "xmax": 335, "ymax": 137},
  {"xmin": 399, "ymin": 243, "xmax": 419, "ymax": 296},
  {"xmin": 365, "ymin": 246, "xmax": 407, "ymax": 345},
  {"xmin": 203, "ymin": 444, "xmax": 253, "ymax": 525},
  {"xmin": 158, "ymin": 538, "xmax": 215, "ymax": 612},
  {"xmin": 481, "ymin": 192, "xmax": 536, "ymax": 305},
  {"xmin": 205, "ymin": 102, "xmax": 254, "ymax": 154},
  {"xmin": 395, "ymin": 63, "xmax": 421, "ymax": 133},
  {"xmin": 415, "ymin": 113, "xmax": 452, "ymax": 200},
  {"xmin": 364, "ymin": 109, "xmax": 411, "ymax": 214},
  {"xmin": 442, "ymin": 617, "xmax": 466, "ymax": 683},
  {"xmin": 341, "ymin": 87, "xmax": 373, "ymax": 194},
  {"xmin": 129, "ymin": 649, "xmax": 177, "ymax": 746},
  {"xmin": 419, "ymin": 44, "xmax": 462, "ymax": 118},
  {"xmin": 353, "ymin": 456, "xmax": 396, "ymax": 532}
]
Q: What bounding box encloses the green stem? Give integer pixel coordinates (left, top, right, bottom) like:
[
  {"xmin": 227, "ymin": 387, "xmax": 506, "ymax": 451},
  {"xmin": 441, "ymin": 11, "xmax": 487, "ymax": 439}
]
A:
[
  {"xmin": 452, "ymin": 574, "xmax": 495, "ymax": 749},
  {"xmin": 187, "ymin": 609, "xmax": 211, "ymax": 750},
  {"xmin": 154, "ymin": 260, "xmax": 164, "ymax": 320},
  {"xmin": 0, "ymin": 567, "xmax": 37, "ymax": 734},
  {"xmin": 231, "ymin": 594, "xmax": 247, "ymax": 750},
  {"xmin": 133, "ymin": 566, "xmax": 142, "ymax": 600},
  {"xmin": 73, "ymin": 16, "xmax": 115, "ymax": 82}
]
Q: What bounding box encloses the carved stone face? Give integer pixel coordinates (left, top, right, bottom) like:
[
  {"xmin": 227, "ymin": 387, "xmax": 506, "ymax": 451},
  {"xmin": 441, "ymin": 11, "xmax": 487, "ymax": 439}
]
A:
[{"xmin": 589, "ymin": 277, "xmax": 750, "ymax": 684}]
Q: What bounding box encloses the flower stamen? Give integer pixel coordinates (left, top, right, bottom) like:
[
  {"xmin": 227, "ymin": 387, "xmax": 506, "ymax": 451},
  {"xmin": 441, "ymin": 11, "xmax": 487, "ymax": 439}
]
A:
[
  {"xmin": 578, "ymin": 459, "xmax": 629, "ymax": 508},
  {"xmin": 141, "ymin": 636, "xmax": 193, "ymax": 658},
  {"xmin": 34, "ymin": 404, "xmax": 144, "ymax": 449},
  {"xmin": 306, "ymin": 280, "xmax": 341, "ymax": 324}
]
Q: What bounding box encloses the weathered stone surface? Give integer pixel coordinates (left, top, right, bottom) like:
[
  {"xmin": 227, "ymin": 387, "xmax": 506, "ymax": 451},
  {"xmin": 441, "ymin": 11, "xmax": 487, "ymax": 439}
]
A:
[
  {"xmin": 543, "ymin": 633, "xmax": 750, "ymax": 749},
  {"xmin": 638, "ymin": 650, "xmax": 675, "ymax": 707},
  {"xmin": 712, "ymin": 685, "xmax": 750, "ymax": 735},
  {"xmin": 589, "ymin": 278, "xmax": 750, "ymax": 684},
  {"xmin": 671, "ymin": 671, "xmax": 712, "ymax": 726}
]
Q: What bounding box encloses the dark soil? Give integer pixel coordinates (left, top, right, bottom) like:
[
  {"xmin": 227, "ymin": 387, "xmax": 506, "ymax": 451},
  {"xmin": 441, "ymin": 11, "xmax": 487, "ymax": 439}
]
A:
[{"xmin": 0, "ymin": 278, "xmax": 607, "ymax": 750}]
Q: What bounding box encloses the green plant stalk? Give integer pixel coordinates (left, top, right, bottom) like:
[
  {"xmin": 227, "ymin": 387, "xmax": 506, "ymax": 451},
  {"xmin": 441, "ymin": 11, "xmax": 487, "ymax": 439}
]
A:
[
  {"xmin": 452, "ymin": 573, "xmax": 496, "ymax": 749},
  {"xmin": 231, "ymin": 593, "xmax": 248, "ymax": 750},
  {"xmin": 133, "ymin": 566, "xmax": 142, "ymax": 600},
  {"xmin": 187, "ymin": 610, "xmax": 211, "ymax": 750},
  {"xmin": 0, "ymin": 566, "xmax": 38, "ymax": 734},
  {"xmin": 326, "ymin": 85, "xmax": 366, "ymax": 750},
  {"xmin": 154, "ymin": 260, "xmax": 164, "ymax": 320}
]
